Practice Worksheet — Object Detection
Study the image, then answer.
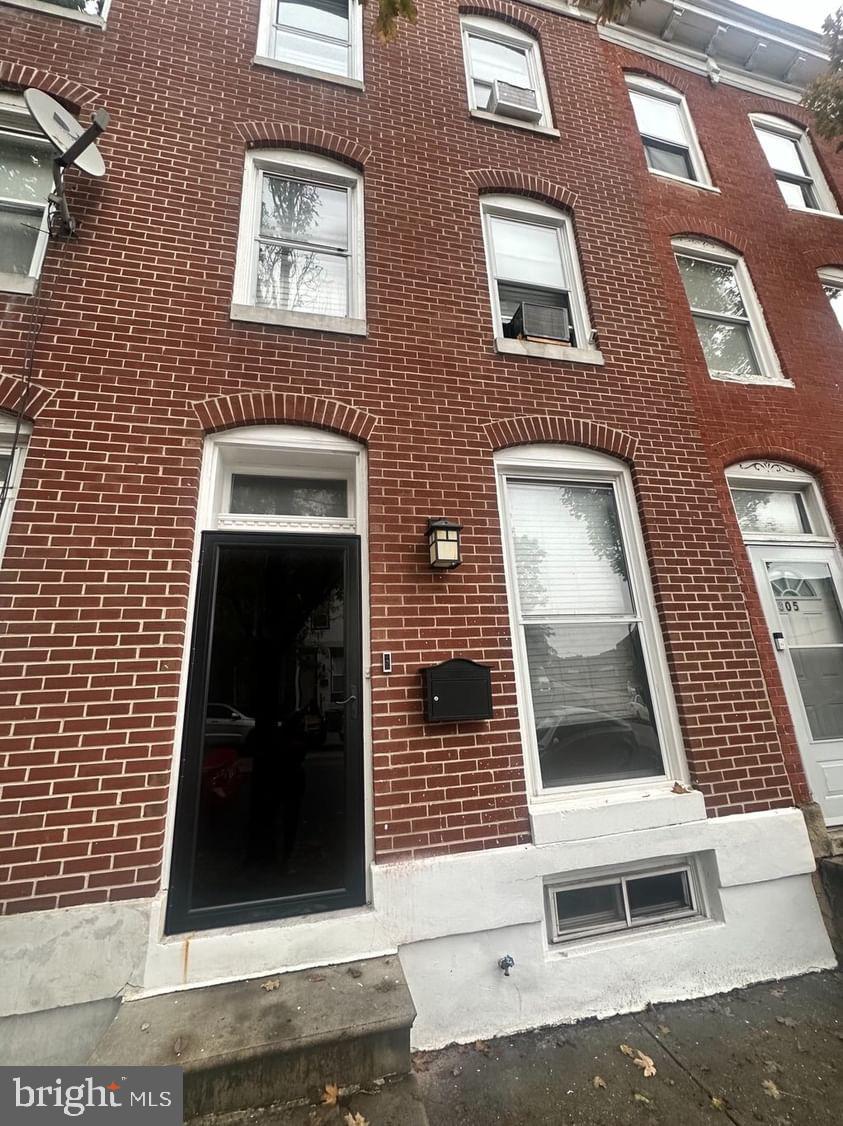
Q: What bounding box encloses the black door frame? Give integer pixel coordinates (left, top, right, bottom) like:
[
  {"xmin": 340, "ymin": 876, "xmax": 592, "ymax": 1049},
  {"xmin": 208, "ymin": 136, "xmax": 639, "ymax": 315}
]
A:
[{"xmin": 165, "ymin": 531, "xmax": 365, "ymax": 935}]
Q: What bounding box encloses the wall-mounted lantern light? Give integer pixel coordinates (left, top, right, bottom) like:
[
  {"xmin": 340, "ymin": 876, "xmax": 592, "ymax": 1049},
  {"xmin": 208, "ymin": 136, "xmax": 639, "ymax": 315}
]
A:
[{"xmin": 427, "ymin": 517, "xmax": 463, "ymax": 570}]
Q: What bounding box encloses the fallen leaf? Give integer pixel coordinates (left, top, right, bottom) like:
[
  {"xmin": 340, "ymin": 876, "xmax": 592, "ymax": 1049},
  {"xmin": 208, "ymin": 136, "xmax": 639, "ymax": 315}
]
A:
[
  {"xmin": 762, "ymin": 1079, "xmax": 783, "ymax": 1100},
  {"xmin": 620, "ymin": 1043, "xmax": 636, "ymax": 1057},
  {"xmin": 344, "ymin": 1114, "xmax": 368, "ymax": 1126},
  {"xmin": 592, "ymin": 1075, "xmax": 607, "ymax": 1089},
  {"xmin": 474, "ymin": 1040, "xmax": 492, "ymax": 1055},
  {"xmin": 322, "ymin": 1084, "xmax": 339, "ymax": 1106},
  {"xmin": 634, "ymin": 1050, "xmax": 657, "ymax": 1078},
  {"xmin": 346, "ymin": 966, "xmax": 363, "ymax": 979},
  {"xmin": 764, "ymin": 1059, "xmax": 783, "ymax": 1074},
  {"xmin": 657, "ymin": 1024, "xmax": 671, "ymax": 1036},
  {"xmin": 633, "ymin": 1092, "xmax": 652, "ymax": 1104},
  {"xmin": 140, "ymin": 1023, "xmax": 150, "ymax": 1032},
  {"xmin": 770, "ymin": 987, "xmax": 787, "ymax": 998},
  {"xmin": 671, "ymin": 781, "xmax": 691, "ymax": 794},
  {"xmin": 261, "ymin": 978, "xmax": 281, "ymax": 992},
  {"xmin": 172, "ymin": 1037, "xmax": 184, "ymax": 1057},
  {"xmin": 711, "ymin": 1096, "xmax": 726, "ymax": 1111},
  {"xmin": 306, "ymin": 973, "xmax": 327, "ymax": 983},
  {"xmin": 776, "ymin": 1016, "xmax": 797, "ymax": 1028}
]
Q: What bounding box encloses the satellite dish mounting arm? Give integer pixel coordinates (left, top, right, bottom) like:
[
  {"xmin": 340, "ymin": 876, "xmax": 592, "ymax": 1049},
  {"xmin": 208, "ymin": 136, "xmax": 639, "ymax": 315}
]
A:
[{"xmin": 50, "ymin": 108, "xmax": 110, "ymax": 237}]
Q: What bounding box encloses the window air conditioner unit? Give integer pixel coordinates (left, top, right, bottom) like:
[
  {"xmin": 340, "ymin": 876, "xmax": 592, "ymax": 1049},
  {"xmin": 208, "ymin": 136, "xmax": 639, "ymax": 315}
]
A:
[
  {"xmin": 488, "ymin": 80, "xmax": 542, "ymax": 122},
  {"xmin": 509, "ymin": 303, "xmax": 570, "ymax": 343}
]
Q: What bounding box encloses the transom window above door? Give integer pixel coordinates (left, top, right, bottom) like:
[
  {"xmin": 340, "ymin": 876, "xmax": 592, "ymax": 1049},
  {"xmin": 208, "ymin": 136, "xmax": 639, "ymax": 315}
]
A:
[
  {"xmin": 256, "ymin": 0, "xmax": 363, "ymax": 85},
  {"xmin": 726, "ymin": 461, "xmax": 833, "ymax": 543},
  {"xmin": 625, "ymin": 75, "xmax": 712, "ymax": 188},
  {"xmin": 460, "ymin": 16, "xmax": 553, "ymax": 131}
]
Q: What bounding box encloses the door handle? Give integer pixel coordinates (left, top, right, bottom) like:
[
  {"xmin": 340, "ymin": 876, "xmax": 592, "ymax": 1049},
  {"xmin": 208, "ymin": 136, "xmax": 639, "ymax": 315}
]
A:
[
  {"xmin": 772, "ymin": 631, "xmax": 786, "ymax": 652},
  {"xmin": 338, "ymin": 688, "xmax": 359, "ymax": 720},
  {"xmin": 337, "ymin": 695, "xmax": 357, "ymax": 705}
]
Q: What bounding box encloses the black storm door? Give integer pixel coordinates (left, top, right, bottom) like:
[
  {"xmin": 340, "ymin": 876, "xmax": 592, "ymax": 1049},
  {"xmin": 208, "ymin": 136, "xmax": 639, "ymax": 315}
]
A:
[{"xmin": 166, "ymin": 533, "xmax": 364, "ymax": 933}]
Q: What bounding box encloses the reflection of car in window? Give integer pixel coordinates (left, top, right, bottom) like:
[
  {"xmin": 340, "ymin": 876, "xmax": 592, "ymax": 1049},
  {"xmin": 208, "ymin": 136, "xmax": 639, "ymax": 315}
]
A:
[{"xmin": 205, "ymin": 703, "xmax": 255, "ymax": 746}]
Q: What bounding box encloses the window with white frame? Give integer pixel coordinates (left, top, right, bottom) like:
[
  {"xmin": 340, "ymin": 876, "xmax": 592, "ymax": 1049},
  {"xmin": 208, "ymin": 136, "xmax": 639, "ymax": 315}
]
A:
[
  {"xmin": 546, "ymin": 859, "xmax": 703, "ymax": 944},
  {"xmin": 625, "ymin": 75, "xmax": 711, "ymax": 187},
  {"xmin": 750, "ymin": 115, "xmax": 837, "ymax": 214},
  {"xmin": 496, "ymin": 446, "xmax": 683, "ymax": 794},
  {"xmin": 231, "ymin": 150, "xmax": 365, "ymax": 334},
  {"xmin": 0, "ymin": 417, "xmax": 31, "ymax": 564},
  {"xmin": 673, "ymin": 238, "xmax": 783, "ymax": 384},
  {"xmin": 460, "ymin": 16, "xmax": 552, "ymax": 129},
  {"xmin": 0, "ymin": 92, "xmax": 53, "ymax": 294},
  {"xmin": 255, "ymin": 0, "xmax": 363, "ymax": 83},
  {"xmin": 481, "ymin": 195, "xmax": 593, "ymax": 353},
  {"xmin": 726, "ymin": 461, "xmax": 832, "ymax": 542},
  {"xmin": 1, "ymin": 0, "xmax": 109, "ymax": 19},
  {"xmin": 818, "ymin": 267, "xmax": 843, "ymax": 331}
]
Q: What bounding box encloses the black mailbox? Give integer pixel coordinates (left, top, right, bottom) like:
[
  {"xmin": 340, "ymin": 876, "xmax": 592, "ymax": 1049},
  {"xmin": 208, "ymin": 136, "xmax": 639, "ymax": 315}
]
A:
[{"xmin": 423, "ymin": 659, "xmax": 493, "ymax": 723}]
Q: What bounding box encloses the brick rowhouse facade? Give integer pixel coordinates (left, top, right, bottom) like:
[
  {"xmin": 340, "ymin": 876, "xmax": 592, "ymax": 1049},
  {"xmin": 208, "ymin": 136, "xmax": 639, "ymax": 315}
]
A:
[{"xmin": 0, "ymin": 0, "xmax": 840, "ymax": 1049}]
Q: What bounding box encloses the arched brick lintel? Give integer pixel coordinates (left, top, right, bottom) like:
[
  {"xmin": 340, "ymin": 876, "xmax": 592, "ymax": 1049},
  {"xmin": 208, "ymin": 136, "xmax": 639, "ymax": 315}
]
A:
[
  {"xmin": 467, "ymin": 169, "xmax": 578, "ymax": 211},
  {"xmin": 194, "ymin": 391, "xmax": 379, "ymax": 443},
  {"xmin": 622, "ymin": 63, "xmax": 690, "ymax": 95},
  {"xmin": 0, "ymin": 62, "xmax": 100, "ymax": 111},
  {"xmin": 0, "ymin": 375, "xmax": 54, "ymax": 421},
  {"xmin": 458, "ymin": 1, "xmax": 544, "ymax": 37},
  {"xmin": 665, "ymin": 223, "xmax": 748, "ymax": 254},
  {"xmin": 234, "ymin": 122, "xmax": 372, "ymax": 169},
  {"xmin": 714, "ymin": 436, "xmax": 830, "ymax": 477},
  {"xmin": 484, "ymin": 415, "xmax": 638, "ymax": 462}
]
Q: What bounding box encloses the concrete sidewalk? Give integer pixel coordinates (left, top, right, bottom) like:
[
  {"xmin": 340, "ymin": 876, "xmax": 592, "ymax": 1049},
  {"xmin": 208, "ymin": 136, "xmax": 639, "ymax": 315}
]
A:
[{"xmin": 414, "ymin": 970, "xmax": 842, "ymax": 1126}]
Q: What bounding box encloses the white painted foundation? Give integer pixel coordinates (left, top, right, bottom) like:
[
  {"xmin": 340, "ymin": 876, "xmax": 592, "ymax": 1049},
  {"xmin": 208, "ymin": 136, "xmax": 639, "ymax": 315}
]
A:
[{"xmin": 2, "ymin": 807, "xmax": 835, "ymax": 1051}]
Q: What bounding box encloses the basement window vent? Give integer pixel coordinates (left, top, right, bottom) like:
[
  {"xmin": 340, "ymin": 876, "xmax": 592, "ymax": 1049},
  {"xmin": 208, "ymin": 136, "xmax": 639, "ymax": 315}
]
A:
[{"xmin": 546, "ymin": 861, "xmax": 702, "ymax": 944}]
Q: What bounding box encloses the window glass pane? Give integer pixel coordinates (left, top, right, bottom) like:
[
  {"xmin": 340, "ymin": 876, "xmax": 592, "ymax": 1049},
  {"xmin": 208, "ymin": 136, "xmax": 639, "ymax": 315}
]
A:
[
  {"xmin": 508, "ymin": 482, "xmax": 633, "ymax": 617},
  {"xmin": 260, "ymin": 177, "xmax": 348, "ymax": 249},
  {"xmin": 731, "ymin": 489, "xmax": 811, "ymax": 536},
  {"xmin": 692, "ymin": 317, "xmax": 759, "ymax": 377},
  {"xmin": 273, "ymin": 28, "xmax": 349, "ymax": 74},
  {"xmin": 0, "ymin": 133, "xmax": 54, "ymax": 203},
  {"xmin": 629, "ymin": 91, "xmax": 687, "ymax": 145},
  {"xmin": 497, "ymin": 281, "xmax": 568, "ymax": 321},
  {"xmin": 525, "ymin": 623, "xmax": 664, "ymax": 787},
  {"xmin": 0, "ymin": 453, "xmax": 10, "ymax": 487},
  {"xmin": 472, "ymin": 80, "xmax": 492, "ymax": 110},
  {"xmin": 230, "ymin": 475, "xmax": 348, "ymax": 517},
  {"xmin": 676, "ymin": 256, "xmax": 746, "ymax": 317},
  {"xmin": 277, "ymin": 0, "xmax": 349, "ymax": 39},
  {"xmin": 755, "ymin": 127, "xmax": 806, "ymax": 176},
  {"xmin": 767, "ymin": 563, "xmax": 843, "ymax": 646},
  {"xmin": 644, "ymin": 141, "xmax": 693, "ymax": 180},
  {"xmin": 40, "ymin": 0, "xmax": 105, "ymax": 12},
  {"xmin": 627, "ymin": 871, "xmax": 692, "ymax": 920},
  {"xmin": 256, "ymin": 245, "xmax": 348, "ymax": 315},
  {"xmin": 776, "ymin": 177, "xmax": 816, "ymax": 210},
  {"xmin": 489, "ymin": 216, "xmax": 565, "ymax": 289},
  {"xmin": 0, "ymin": 207, "xmax": 41, "ymax": 275},
  {"xmin": 554, "ymin": 883, "xmax": 624, "ymax": 933},
  {"xmin": 468, "ymin": 35, "xmax": 531, "ymax": 90},
  {"xmin": 824, "ymin": 285, "xmax": 843, "ymax": 329}
]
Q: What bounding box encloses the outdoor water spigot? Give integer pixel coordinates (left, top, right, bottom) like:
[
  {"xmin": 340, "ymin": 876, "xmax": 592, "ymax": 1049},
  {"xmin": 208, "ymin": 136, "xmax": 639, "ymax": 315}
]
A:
[{"xmin": 498, "ymin": 954, "xmax": 515, "ymax": 976}]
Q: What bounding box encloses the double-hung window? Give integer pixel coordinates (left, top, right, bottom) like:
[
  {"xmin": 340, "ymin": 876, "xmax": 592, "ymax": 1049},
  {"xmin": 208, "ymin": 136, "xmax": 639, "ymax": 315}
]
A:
[
  {"xmin": 818, "ymin": 267, "xmax": 843, "ymax": 330},
  {"xmin": 481, "ymin": 195, "xmax": 598, "ymax": 362},
  {"xmin": 460, "ymin": 16, "xmax": 552, "ymax": 130},
  {"xmin": 256, "ymin": 0, "xmax": 363, "ymax": 84},
  {"xmin": 673, "ymin": 239, "xmax": 784, "ymax": 385},
  {"xmin": 0, "ymin": 93, "xmax": 53, "ymax": 295},
  {"xmin": 625, "ymin": 75, "xmax": 711, "ymax": 187},
  {"xmin": 750, "ymin": 115, "xmax": 837, "ymax": 214},
  {"xmin": 496, "ymin": 446, "xmax": 682, "ymax": 794},
  {"xmin": 0, "ymin": 417, "xmax": 31, "ymax": 565},
  {"xmin": 232, "ymin": 150, "xmax": 365, "ymax": 335}
]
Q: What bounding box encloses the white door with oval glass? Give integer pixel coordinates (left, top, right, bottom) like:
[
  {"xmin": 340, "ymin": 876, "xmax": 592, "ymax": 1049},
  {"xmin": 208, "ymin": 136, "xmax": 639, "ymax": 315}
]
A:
[{"xmin": 729, "ymin": 462, "xmax": 843, "ymax": 825}]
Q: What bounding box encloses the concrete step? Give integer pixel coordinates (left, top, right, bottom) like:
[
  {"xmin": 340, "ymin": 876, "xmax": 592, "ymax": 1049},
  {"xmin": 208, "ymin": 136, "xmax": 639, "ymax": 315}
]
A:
[
  {"xmin": 819, "ymin": 855, "xmax": 843, "ymax": 960},
  {"xmin": 189, "ymin": 1075, "xmax": 429, "ymax": 1125},
  {"xmin": 90, "ymin": 956, "xmax": 415, "ymax": 1119}
]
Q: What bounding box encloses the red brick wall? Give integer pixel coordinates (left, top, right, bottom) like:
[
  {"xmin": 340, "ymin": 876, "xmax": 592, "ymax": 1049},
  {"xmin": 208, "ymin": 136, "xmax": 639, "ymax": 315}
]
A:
[{"xmin": 1, "ymin": 0, "xmax": 838, "ymax": 916}]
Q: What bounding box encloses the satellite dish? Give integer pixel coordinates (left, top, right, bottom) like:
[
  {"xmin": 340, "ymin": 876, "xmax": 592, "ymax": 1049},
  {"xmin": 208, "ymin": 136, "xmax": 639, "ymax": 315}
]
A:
[{"xmin": 24, "ymin": 89, "xmax": 107, "ymax": 177}]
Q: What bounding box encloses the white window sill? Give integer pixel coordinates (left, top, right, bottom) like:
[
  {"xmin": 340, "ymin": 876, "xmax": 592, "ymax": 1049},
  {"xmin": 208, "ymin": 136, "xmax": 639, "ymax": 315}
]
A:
[
  {"xmin": 253, "ymin": 55, "xmax": 364, "ymax": 91},
  {"xmin": 495, "ymin": 337, "xmax": 604, "ymax": 365},
  {"xmin": 0, "ymin": 272, "xmax": 37, "ymax": 296},
  {"xmin": 0, "ymin": 0, "xmax": 104, "ymax": 25},
  {"xmin": 709, "ymin": 370, "xmax": 793, "ymax": 388},
  {"xmin": 530, "ymin": 783, "xmax": 706, "ymax": 846},
  {"xmin": 650, "ymin": 169, "xmax": 720, "ymax": 194},
  {"xmin": 230, "ymin": 303, "xmax": 367, "ymax": 336},
  {"xmin": 469, "ymin": 109, "xmax": 559, "ymax": 138},
  {"xmin": 787, "ymin": 205, "xmax": 843, "ymax": 221}
]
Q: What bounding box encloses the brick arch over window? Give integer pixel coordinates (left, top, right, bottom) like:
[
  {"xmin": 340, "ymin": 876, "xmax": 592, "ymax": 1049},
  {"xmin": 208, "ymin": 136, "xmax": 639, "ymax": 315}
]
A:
[
  {"xmin": 195, "ymin": 391, "xmax": 379, "ymax": 442},
  {"xmin": 665, "ymin": 224, "xmax": 748, "ymax": 254},
  {"xmin": 622, "ymin": 64, "xmax": 689, "ymax": 94},
  {"xmin": 484, "ymin": 415, "xmax": 637, "ymax": 462},
  {"xmin": 0, "ymin": 375, "xmax": 53, "ymax": 420},
  {"xmin": 746, "ymin": 104, "xmax": 812, "ymax": 131},
  {"xmin": 458, "ymin": 1, "xmax": 544, "ymax": 38},
  {"xmin": 234, "ymin": 122, "xmax": 372, "ymax": 170},
  {"xmin": 0, "ymin": 62, "xmax": 100, "ymax": 112},
  {"xmin": 467, "ymin": 169, "xmax": 577, "ymax": 211},
  {"xmin": 713, "ymin": 436, "xmax": 829, "ymax": 477}
]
